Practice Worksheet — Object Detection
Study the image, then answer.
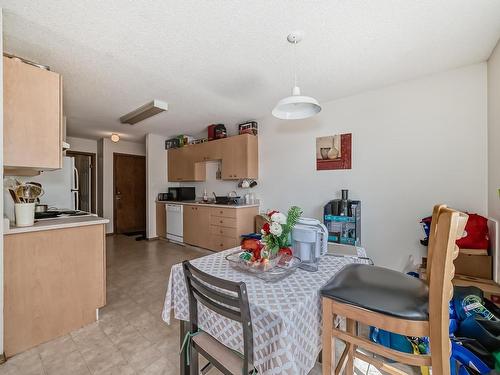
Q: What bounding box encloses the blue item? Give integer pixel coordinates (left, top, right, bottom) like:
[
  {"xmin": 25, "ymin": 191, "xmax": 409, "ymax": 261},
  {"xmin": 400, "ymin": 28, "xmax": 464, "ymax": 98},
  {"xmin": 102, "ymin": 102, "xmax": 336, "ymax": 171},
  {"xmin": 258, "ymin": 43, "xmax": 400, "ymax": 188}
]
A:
[
  {"xmin": 451, "ymin": 341, "xmax": 491, "ymax": 374},
  {"xmin": 369, "ymin": 327, "xmax": 413, "ymax": 354},
  {"xmin": 240, "ymin": 233, "xmax": 262, "ymax": 240}
]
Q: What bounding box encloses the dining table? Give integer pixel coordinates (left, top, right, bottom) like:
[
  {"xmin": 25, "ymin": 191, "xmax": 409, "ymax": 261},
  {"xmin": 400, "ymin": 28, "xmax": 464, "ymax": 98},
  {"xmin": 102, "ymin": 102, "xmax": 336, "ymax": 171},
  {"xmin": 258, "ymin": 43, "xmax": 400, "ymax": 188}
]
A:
[{"xmin": 162, "ymin": 246, "xmax": 370, "ymax": 375}]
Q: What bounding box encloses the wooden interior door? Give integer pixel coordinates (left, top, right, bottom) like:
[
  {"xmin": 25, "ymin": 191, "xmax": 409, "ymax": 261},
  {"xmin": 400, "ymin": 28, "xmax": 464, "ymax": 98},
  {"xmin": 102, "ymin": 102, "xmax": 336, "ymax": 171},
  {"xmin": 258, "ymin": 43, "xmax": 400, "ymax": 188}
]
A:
[{"xmin": 113, "ymin": 153, "xmax": 146, "ymax": 234}]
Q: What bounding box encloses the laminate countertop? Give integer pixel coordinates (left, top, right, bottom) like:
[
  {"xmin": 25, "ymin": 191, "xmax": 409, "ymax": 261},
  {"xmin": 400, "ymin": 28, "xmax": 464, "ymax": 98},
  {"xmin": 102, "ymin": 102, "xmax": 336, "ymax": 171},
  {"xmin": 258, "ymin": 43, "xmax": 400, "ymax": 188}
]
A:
[
  {"xmin": 4, "ymin": 215, "xmax": 109, "ymax": 235},
  {"xmin": 156, "ymin": 200, "xmax": 260, "ymax": 209}
]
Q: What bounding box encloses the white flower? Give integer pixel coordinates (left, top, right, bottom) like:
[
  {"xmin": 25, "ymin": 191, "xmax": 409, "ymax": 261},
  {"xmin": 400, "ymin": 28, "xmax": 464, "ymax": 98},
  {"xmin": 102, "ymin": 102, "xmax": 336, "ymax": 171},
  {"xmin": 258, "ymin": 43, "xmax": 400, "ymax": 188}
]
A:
[
  {"xmin": 269, "ymin": 222, "xmax": 283, "ymax": 236},
  {"xmin": 270, "ymin": 212, "xmax": 287, "ymax": 225}
]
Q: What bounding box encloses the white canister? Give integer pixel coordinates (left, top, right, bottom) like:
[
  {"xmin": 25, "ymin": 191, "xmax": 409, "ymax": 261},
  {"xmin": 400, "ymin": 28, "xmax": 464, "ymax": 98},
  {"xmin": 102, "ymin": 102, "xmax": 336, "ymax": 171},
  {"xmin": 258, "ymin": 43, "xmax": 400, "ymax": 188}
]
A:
[{"xmin": 15, "ymin": 203, "xmax": 35, "ymax": 227}]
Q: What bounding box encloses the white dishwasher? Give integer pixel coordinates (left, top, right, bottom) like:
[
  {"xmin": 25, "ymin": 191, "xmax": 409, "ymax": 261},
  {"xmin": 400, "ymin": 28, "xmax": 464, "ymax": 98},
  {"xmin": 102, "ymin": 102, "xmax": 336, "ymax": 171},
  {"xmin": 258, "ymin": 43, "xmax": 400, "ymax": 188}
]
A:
[{"xmin": 166, "ymin": 203, "xmax": 184, "ymax": 243}]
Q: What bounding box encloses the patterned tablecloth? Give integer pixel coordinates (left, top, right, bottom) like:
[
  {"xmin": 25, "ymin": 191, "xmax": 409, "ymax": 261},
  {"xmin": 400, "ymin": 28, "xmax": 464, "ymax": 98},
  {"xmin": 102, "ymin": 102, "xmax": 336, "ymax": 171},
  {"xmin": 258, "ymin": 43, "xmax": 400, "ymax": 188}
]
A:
[{"xmin": 162, "ymin": 247, "xmax": 368, "ymax": 375}]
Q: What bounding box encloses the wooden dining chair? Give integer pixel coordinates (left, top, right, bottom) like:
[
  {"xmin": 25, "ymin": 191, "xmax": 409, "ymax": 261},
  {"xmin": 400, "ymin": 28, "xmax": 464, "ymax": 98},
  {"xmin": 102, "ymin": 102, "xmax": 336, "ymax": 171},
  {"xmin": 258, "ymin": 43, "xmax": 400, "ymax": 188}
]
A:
[
  {"xmin": 182, "ymin": 261, "xmax": 255, "ymax": 375},
  {"xmin": 320, "ymin": 204, "xmax": 468, "ymax": 374}
]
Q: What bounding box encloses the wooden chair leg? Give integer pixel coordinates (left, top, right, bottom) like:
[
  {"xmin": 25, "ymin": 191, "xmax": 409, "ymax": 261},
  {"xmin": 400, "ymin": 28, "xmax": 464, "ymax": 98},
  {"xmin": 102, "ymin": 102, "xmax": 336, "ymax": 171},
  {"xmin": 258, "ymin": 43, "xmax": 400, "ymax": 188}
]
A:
[
  {"xmin": 322, "ymin": 299, "xmax": 333, "ymax": 375},
  {"xmin": 429, "ymin": 328, "xmax": 451, "ymax": 375},
  {"xmin": 345, "ymin": 318, "xmax": 356, "ymax": 375}
]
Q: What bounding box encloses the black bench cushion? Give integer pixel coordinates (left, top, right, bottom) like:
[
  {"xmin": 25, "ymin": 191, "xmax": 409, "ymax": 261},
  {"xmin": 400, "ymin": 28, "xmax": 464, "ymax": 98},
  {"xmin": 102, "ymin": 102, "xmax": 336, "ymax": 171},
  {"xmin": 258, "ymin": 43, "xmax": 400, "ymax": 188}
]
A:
[{"xmin": 320, "ymin": 264, "xmax": 429, "ymax": 321}]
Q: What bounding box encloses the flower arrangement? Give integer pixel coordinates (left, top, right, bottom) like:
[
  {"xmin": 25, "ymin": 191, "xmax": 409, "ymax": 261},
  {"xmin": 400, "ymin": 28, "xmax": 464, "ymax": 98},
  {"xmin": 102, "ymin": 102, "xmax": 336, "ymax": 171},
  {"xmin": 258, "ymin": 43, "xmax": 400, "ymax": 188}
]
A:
[{"xmin": 261, "ymin": 206, "xmax": 302, "ymax": 258}]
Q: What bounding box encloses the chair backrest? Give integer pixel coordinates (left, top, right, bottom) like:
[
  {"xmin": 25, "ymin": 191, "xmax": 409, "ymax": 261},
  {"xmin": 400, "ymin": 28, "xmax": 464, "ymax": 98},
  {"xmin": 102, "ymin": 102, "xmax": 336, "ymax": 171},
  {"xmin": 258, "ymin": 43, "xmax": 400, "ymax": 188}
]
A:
[
  {"xmin": 425, "ymin": 205, "xmax": 468, "ymax": 373},
  {"xmin": 182, "ymin": 261, "xmax": 253, "ymax": 373}
]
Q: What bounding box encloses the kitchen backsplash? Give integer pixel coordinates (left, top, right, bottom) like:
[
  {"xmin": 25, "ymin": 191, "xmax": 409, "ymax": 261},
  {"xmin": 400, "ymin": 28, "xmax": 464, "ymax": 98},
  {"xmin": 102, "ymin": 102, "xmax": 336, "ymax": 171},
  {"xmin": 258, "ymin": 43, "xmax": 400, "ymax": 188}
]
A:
[{"xmin": 178, "ymin": 161, "xmax": 260, "ymax": 201}]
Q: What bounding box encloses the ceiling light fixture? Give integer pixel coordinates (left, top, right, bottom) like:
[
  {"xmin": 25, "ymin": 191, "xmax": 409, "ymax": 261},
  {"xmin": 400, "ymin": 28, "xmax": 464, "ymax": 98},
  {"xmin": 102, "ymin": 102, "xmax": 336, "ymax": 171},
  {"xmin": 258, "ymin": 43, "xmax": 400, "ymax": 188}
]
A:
[
  {"xmin": 110, "ymin": 133, "xmax": 120, "ymax": 143},
  {"xmin": 120, "ymin": 100, "xmax": 168, "ymax": 125},
  {"xmin": 272, "ymin": 31, "xmax": 321, "ymax": 120}
]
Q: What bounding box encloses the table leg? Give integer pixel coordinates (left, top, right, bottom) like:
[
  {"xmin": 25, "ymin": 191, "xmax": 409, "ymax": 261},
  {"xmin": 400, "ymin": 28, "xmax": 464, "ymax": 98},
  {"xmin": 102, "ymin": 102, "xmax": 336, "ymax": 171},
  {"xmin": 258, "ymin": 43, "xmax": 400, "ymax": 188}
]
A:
[{"xmin": 180, "ymin": 320, "xmax": 189, "ymax": 375}]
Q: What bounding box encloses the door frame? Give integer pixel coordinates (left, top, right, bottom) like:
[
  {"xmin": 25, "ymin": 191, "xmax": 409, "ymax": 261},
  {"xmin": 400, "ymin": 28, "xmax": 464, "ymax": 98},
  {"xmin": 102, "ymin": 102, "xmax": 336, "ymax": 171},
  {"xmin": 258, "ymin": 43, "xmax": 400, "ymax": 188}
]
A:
[
  {"xmin": 65, "ymin": 150, "xmax": 97, "ymax": 213},
  {"xmin": 113, "ymin": 152, "xmax": 146, "ymax": 234}
]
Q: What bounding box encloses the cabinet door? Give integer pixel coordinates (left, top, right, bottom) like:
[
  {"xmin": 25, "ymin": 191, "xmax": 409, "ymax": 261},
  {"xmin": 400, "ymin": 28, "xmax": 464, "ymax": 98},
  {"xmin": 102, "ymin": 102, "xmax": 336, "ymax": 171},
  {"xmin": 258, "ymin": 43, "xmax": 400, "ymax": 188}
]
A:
[
  {"xmin": 156, "ymin": 203, "xmax": 166, "ymax": 238},
  {"xmin": 167, "ymin": 148, "xmax": 183, "ymax": 181},
  {"xmin": 167, "ymin": 147, "xmax": 206, "ymax": 182},
  {"xmin": 221, "ymin": 135, "xmax": 258, "ymax": 180},
  {"xmin": 4, "ymin": 57, "xmax": 62, "ymax": 170},
  {"xmin": 183, "ymin": 205, "xmax": 210, "ymax": 247}
]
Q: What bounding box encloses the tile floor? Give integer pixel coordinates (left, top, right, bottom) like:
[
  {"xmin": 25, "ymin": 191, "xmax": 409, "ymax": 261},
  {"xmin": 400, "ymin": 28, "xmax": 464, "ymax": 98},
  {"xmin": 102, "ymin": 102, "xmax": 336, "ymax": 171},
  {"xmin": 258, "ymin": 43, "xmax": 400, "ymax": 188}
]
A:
[{"xmin": 0, "ymin": 235, "xmax": 416, "ymax": 375}]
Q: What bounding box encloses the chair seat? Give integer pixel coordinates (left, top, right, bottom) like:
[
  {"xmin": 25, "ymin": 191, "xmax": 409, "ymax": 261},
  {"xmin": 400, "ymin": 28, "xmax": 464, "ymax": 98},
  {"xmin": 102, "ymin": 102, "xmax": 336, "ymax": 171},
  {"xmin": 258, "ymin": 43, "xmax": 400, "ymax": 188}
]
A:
[
  {"xmin": 320, "ymin": 264, "xmax": 429, "ymax": 321},
  {"xmin": 192, "ymin": 332, "xmax": 248, "ymax": 375}
]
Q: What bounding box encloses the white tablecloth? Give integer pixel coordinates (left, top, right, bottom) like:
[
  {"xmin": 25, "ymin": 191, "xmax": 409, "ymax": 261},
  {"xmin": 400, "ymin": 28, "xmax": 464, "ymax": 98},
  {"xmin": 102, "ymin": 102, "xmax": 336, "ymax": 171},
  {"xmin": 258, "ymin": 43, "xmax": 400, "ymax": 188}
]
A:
[{"xmin": 162, "ymin": 247, "xmax": 368, "ymax": 374}]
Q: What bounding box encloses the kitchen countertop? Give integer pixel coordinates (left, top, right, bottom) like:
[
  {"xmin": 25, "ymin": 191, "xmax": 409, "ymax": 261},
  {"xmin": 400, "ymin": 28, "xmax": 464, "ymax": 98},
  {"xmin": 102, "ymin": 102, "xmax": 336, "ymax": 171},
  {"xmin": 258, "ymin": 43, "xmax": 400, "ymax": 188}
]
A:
[
  {"xmin": 5, "ymin": 215, "xmax": 109, "ymax": 235},
  {"xmin": 156, "ymin": 200, "xmax": 260, "ymax": 208}
]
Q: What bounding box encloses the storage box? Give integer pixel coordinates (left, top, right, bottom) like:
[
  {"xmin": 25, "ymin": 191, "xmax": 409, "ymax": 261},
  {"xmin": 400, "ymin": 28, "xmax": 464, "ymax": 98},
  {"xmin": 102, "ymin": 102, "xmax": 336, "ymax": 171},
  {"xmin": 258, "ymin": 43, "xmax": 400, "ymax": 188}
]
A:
[{"xmin": 454, "ymin": 254, "xmax": 492, "ymax": 279}]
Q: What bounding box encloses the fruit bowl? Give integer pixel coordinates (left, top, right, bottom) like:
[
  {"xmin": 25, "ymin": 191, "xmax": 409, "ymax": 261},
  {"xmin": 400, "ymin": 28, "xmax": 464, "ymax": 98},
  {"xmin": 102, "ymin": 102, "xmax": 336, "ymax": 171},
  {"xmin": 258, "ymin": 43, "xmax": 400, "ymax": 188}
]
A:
[{"xmin": 225, "ymin": 251, "xmax": 301, "ymax": 282}]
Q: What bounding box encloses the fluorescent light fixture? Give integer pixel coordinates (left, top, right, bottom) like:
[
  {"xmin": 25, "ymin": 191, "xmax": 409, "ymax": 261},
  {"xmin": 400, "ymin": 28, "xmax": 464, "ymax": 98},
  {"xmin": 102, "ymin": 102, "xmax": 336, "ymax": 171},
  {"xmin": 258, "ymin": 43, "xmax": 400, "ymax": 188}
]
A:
[
  {"xmin": 120, "ymin": 100, "xmax": 168, "ymax": 125},
  {"xmin": 110, "ymin": 133, "xmax": 120, "ymax": 143}
]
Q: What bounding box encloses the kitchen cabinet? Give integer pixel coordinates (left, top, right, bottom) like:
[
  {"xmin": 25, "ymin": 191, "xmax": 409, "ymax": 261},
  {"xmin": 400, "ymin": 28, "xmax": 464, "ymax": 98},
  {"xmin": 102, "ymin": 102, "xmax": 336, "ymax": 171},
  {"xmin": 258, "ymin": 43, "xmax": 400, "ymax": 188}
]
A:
[
  {"xmin": 167, "ymin": 146, "xmax": 206, "ymax": 182},
  {"xmin": 183, "ymin": 205, "xmax": 211, "ymax": 248},
  {"xmin": 221, "ymin": 134, "xmax": 258, "ymax": 180},
  {"xmin": 4, "ymin": 223, "xmax": 106, "ymax": 357},
  {"xmin": 183, "ymin": 204, "xmax": 258, "ymax": 251},
  {"xmin": 3, "ymin": 56, "xmax": 63, "ymax": 173},
  {"xmin": 167, "ymin": 134, "xmax": 258, "ymax": 182},
  {"xmin": 156, "ymin": 202, "xmax": 166, "ymax": 238}
]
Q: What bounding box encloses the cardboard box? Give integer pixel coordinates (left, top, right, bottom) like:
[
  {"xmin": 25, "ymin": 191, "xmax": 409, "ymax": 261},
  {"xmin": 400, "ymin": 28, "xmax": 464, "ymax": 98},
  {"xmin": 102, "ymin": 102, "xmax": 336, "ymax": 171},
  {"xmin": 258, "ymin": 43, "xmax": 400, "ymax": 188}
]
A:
[{"xmin": 454, "ymin": 254, "xmax": 492, "ymax": 279}]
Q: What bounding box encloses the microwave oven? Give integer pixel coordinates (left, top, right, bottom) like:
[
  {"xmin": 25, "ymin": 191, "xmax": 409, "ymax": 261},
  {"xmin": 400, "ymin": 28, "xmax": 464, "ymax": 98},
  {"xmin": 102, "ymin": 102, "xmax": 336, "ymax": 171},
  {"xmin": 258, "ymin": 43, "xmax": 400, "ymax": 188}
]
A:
[{"xmin": 167, "ymin": 187, "xmax": 196, "ymax": 201}]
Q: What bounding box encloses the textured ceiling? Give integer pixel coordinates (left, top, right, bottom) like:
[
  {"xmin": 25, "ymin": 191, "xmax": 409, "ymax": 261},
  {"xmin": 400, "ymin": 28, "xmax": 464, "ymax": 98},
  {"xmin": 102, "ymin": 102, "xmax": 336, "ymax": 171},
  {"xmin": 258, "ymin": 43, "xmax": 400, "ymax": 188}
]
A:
[{"xmin": 2, "ymin": 0, "xmax": 500, "ymax": 141}]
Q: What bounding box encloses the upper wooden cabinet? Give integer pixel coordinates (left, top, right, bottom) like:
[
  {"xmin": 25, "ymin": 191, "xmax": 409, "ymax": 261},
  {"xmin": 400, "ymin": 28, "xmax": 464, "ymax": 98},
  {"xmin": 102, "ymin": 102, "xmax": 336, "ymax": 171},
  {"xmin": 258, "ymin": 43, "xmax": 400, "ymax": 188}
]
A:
[
  {"xmin": 3, "ymin": 56, "xmax": 63, "ymax": 172},
  {"xmin": 167, "ymin": 146, "xmax": 206, "ymax": 182},
  {"xmin": 167, "ymin": 134, "xmax": 258, "ymax": 182},
  {"xmin": 220, "ymin": 134, "xmax": 258, "ymax": 180}
]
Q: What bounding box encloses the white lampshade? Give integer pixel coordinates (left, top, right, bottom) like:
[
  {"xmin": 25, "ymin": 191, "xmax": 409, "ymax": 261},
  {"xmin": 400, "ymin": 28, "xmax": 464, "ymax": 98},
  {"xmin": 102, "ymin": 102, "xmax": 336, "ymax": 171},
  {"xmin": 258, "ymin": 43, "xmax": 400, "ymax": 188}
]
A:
[{"xmin": 272, "ymin": 86, "xmax": 322, "ymax": 120}]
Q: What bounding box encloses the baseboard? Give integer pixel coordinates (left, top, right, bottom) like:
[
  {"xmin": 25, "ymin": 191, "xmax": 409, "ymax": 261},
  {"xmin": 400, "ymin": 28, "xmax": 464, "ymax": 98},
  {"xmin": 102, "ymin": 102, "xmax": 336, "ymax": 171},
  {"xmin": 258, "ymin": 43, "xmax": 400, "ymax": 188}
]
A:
[
  {"xmin": 105, "ymin": 232, "xmax": 114, "ymax": 236},
  {"xmin": 0, "ymin": 352, "xmax": 6, "ymax": 364},
  {"xmin": 147, "ymin": 237, "xmax": 159, "ymax": 241}
]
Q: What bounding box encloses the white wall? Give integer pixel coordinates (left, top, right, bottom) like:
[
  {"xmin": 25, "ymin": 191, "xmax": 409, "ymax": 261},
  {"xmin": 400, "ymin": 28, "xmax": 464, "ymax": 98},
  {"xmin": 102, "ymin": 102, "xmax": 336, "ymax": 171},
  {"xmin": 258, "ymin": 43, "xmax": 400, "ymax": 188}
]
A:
[
  {"xmin": 253, "ymin": 63, "xmax": 487, "ymax": 270},
  {"xmin": 101, "ymin": 138, "xmax": 146, "ymax": 233},
  {"xmin": 488, "ymin": 41, "xmax": 500, "ymax": 223},
  {"xmin": 145, "ymin": 134, "xmax": 171, "ymax": 238},
  {"xmin": 66, "ymin": 136, "xmax": 98, "ymax": 154}
]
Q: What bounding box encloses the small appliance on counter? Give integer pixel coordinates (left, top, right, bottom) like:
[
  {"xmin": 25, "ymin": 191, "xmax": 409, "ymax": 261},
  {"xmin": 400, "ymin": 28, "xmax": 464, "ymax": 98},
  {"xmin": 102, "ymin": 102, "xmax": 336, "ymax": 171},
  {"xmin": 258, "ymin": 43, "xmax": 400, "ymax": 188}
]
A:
[
  {"xmin": 323, "ymin": 189, "xmax": 361, "ymax": 245},
  {"xmin": 291, "ymin": 217, "xmax": 328, "ymax": 272},
  {"xmin": 167, "ymin": 187, "xmax": 195, "ymax": 201},
  {"xmin": 157, "ymin": 192, "xmax": 172, "ymax": 201}
]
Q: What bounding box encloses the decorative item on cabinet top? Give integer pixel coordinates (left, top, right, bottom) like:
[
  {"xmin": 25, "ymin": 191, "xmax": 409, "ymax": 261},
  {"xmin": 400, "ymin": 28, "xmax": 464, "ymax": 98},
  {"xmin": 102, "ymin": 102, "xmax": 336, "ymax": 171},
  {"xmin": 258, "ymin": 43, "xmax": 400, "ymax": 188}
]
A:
[{"xmin": 167, "ymin": 134, "xmax": 258, "ymax": 182}]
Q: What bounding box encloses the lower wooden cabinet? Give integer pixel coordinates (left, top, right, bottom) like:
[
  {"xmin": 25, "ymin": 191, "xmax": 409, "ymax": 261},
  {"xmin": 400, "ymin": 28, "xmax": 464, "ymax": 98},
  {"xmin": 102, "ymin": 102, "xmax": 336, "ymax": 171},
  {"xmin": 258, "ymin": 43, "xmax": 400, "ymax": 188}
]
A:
[
  {"xmin": 183, "ymin": 204, "xmax": 258, "ymax": 251},
  {"xmin": 183, "ymin": 205, "xmax": 211, "ymax": 248},
  {"xmin": 4, "ymin": 224, "xmax": 106, "ymax": 357},
  {"xmin": 156, "ymin": 202, "xmax": 166, "ymax": 238}
]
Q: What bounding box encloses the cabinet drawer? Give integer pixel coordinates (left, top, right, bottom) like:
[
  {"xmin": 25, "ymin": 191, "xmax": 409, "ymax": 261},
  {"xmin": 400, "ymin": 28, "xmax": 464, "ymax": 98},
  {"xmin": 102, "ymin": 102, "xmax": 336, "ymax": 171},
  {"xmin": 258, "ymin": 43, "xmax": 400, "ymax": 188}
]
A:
[
  {"xmin": 210, "ymin": 207, "xmax": 237, "ymax": 218},
  {"xmin": 210, "ymin": 216, "xmax": 237, "ymax": 228},
  {"xmin": 210, "ymin": 225, "xmax": 237, "ymax": 238},
  {"xmin": 209, "ymin": 235, "xmax": 240, "ymax": 251}
]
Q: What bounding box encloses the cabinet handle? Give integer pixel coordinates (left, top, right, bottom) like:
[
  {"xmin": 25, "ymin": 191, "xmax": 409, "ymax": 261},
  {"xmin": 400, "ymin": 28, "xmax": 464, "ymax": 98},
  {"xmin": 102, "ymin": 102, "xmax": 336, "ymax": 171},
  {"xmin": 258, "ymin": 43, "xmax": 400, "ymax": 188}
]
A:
[
  {"xmin": 219, "ymin": 211, "xmax": 223, "ymax": 214},
  {"xmin": 220, "ymin": 220, "xmax": 223, "ymax": 223},
  {"xmin": 220, "ymin": 230, "xmax": 223, "ymax": 234}
]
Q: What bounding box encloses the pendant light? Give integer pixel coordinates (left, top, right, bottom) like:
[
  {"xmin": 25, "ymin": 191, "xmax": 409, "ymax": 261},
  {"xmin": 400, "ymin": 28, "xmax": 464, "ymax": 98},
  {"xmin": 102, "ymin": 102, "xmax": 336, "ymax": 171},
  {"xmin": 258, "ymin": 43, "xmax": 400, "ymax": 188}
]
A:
[{"xmin": 272, "ymin": 31, "xmax": 321, "ymax": 120}]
